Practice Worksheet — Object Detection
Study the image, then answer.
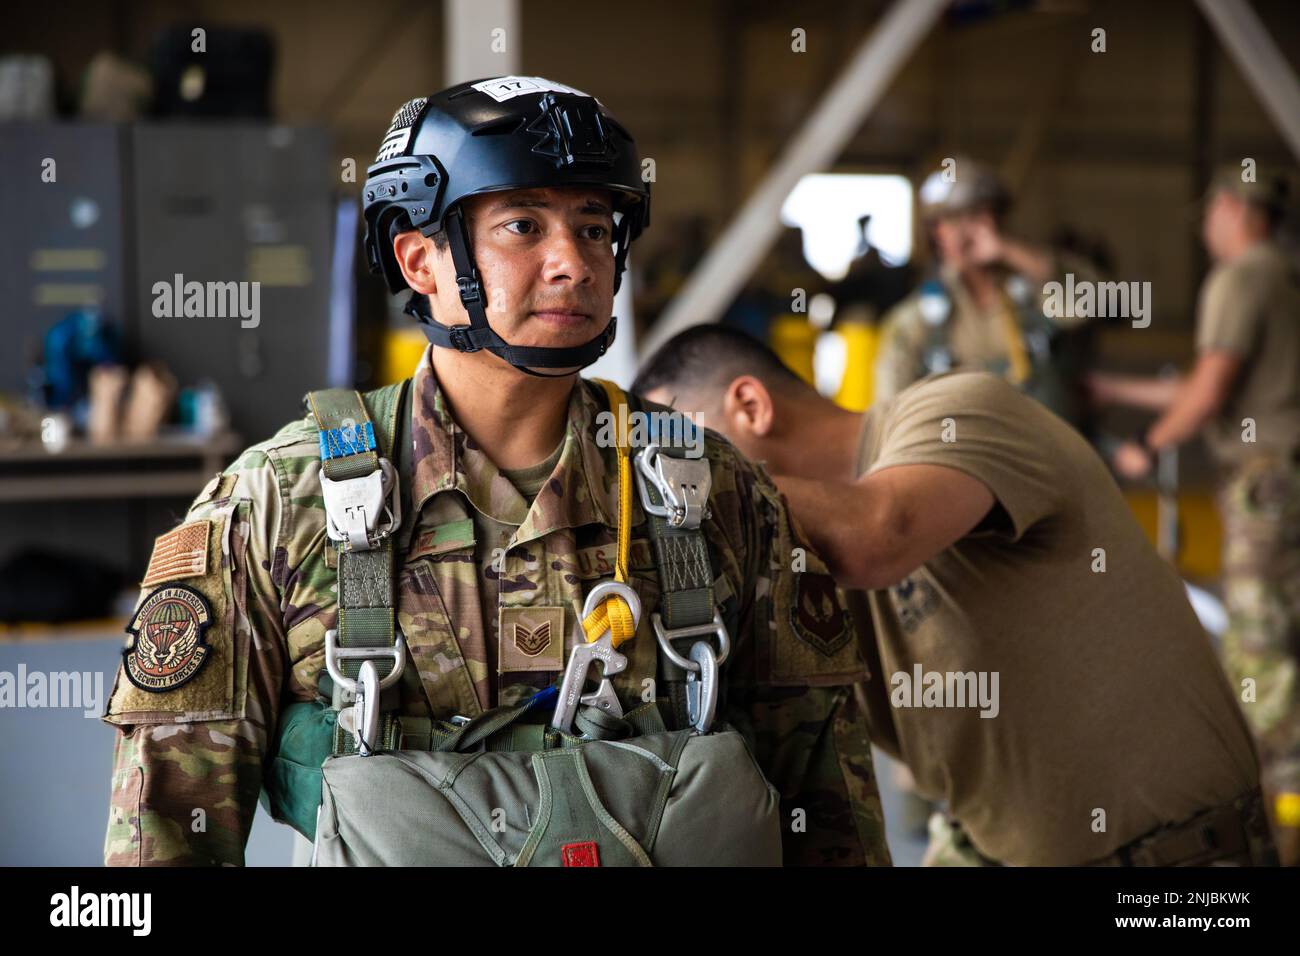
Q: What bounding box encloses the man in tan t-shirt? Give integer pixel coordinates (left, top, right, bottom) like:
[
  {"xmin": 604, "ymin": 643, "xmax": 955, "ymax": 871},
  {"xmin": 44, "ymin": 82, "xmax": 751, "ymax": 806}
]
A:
[
  {"xmin": 635, "ymin": 324, "xmax": 1270, "ymax": 866},
  {"xmin": 1089, "ymin": 165, "xmax": 1300, "ymax": 863}
]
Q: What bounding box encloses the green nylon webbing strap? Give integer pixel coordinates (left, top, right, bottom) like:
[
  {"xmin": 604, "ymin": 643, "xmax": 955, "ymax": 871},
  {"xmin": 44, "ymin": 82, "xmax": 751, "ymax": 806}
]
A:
[
  {"xmin": 623, "ymin": 393, "xmax": 720, "ymax": 731},
  {"xmin": 644, "ymin": 506, "xmax": 715, "ymax": 629},
  {"xmin": 308, "ymin": 389, "xmax": 381, "ymax": 481},
  {"xmin": 390, "ymin": 700, "xmax": 667, "ymax": 754},
  {"xmin": 332, "ymin": 713, "xmax": 403, "ymax": 756},
  {"xmin": 307, "ymin": 381, "xmax": 410, "ymax": 757},
  {"xmin": 618, "ymin": 392, "xmax": 715, "ymax": 631}
]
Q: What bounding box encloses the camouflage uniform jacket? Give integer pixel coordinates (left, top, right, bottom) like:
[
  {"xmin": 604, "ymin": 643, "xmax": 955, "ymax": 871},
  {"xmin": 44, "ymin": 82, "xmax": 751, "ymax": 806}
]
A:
[{"xmin": 102, "ymin": 349, "xmax": 890, "ymax": 866}]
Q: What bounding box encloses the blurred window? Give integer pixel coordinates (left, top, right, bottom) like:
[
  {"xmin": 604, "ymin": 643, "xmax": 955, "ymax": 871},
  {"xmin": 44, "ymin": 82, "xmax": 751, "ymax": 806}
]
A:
[{"xmin": 781, "ymin": 173, "xmax": 913, "ymax": 279}]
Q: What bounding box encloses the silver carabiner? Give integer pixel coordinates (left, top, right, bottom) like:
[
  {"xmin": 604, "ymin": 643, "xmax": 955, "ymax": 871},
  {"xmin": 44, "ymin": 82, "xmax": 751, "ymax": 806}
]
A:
[
  {"xmin": 581, "ymin": 580, "xmax": 642, "ymax": 632},
  {"xmin": 354, "ymin": 659, "xmax": 382, "ymax": 755},
  {"xmin": 685, "ymin": 640, "xmax": 719, "ymax": 734},
  {"xmin": 552, "ymin": 634, "xmax": 628, "ymax": 735},
  {"xmin": 634, "ymin": 444, "xmax": 712, "ymax": 529},
  {"xmin": 551, "ymin": 580, "xmax": 641, "ymax": 735}
]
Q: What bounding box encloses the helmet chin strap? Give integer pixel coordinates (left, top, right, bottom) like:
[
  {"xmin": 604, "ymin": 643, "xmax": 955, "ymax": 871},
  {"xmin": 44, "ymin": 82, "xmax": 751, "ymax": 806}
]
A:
[{"xmin": 405, "ymin": 205, "xmax": 624, "ymax": 378}]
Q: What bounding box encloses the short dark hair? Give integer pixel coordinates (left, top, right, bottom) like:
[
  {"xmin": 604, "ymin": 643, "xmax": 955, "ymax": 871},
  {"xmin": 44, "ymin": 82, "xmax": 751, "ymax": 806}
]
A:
[{"xmin": 632, "ymin": 324, "xmax": 807, "ymax": 399}]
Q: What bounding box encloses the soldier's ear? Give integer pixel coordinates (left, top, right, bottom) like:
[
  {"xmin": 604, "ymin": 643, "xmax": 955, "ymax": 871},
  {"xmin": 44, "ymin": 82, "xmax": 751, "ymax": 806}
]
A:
[
  {"xmin": 392, "ymin": 231, "xmax": 439, "ymax": 296},
  {"xmin": 724, "ymin": 376, "xmax": 775, "ymax": 439}
]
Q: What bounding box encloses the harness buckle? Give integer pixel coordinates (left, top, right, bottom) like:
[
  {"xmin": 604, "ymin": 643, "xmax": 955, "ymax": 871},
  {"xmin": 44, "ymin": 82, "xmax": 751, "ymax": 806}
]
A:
[
  {"xmin": 455, "ymin": 277, "xmax": 483, "ymax": 307},
  {"xmin": 324, "ymin": 628, "xmax": 407, "ymax": 695},
  {"xmin": 653, "ymin": 610, "xmax": 731, "ymax": 670},
  {"xmin": 325, "ymin": 629, "xmax": 406, "ymax": 756},
  {"xmin": 322, "ymin": 458, "xmax": 401, "ymax": 551},
  {"xmin": 447, "ymin": 324, "xmax": 482, "ymax": 352},
  {"xmin": 634, "ymin": 445, "xmax": 712, "ymax": 530}
]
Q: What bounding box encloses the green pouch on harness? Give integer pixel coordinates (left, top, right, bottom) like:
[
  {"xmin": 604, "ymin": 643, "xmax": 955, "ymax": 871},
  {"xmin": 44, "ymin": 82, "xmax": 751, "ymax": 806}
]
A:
[{"xmin": 312, "ymin": 709, "xmax": 782, "ymax": 867}]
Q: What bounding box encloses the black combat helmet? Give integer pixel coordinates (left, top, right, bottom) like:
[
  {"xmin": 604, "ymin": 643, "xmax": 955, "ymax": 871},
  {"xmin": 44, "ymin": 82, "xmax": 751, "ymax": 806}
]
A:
[{"xmin": 362, "ymin": 76, "xmax": 651, "ymax": 375}]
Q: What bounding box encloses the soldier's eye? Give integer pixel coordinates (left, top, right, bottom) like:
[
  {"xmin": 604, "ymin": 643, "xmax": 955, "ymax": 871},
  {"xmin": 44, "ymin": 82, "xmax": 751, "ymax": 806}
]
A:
[
  {"xmin": 582, "ymin": 224, "xmax": 608, "ymax": 241},
  {"xmin": 503, "ymin": 219, "xmax": 536, "ymax": 236}
]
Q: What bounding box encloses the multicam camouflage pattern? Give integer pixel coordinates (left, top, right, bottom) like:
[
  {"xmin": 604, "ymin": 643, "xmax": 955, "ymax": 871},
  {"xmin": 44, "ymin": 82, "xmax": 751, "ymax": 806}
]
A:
[
  {"xmin": 1217, "ymin": 455, "xmax": 1300, "ymax": 859},
  {"xmin": 920, "ymin": 813, "xmax": 1000, "ymax": 868},
  {"xmin": 103, "ymin": 348, "xmax": 890, "ymax": 866}
]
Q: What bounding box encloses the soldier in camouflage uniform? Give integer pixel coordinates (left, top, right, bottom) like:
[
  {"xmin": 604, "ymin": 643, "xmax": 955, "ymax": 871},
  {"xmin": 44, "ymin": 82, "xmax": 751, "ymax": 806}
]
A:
[
  {"xmin": 1093, "ymin": 165, "xmax": 1300, "ymax": 864},
  {"xmin": 101, "ymin": 76, "xmax": 890, "ymax": 867},
  {"xmin": 876, "ymin": 157, "xmax": 1097, "ymax": 428}
]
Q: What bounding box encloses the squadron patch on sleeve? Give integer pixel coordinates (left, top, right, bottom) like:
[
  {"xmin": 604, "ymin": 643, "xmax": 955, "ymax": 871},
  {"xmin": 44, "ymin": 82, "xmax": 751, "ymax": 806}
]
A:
[
  {"xmin": 790, "ymin": 573, "xmax": 852, "ymax": 657},
  {"xmin": 123, "ymin": 584, "xmax": 214, "ymax": 692}
]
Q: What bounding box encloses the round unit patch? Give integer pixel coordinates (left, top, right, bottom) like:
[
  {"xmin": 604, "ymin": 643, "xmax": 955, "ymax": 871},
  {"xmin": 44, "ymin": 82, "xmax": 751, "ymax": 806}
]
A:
[{"xmin": 123, "ymin": 584, "xmax": 213, "ymax": 692}]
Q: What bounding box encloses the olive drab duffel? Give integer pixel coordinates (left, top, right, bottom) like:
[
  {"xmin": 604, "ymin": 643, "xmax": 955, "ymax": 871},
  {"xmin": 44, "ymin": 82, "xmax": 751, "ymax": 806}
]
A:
[{"xmin": 260, "ymin": 377, "xmax": 785, "ymax": 866}]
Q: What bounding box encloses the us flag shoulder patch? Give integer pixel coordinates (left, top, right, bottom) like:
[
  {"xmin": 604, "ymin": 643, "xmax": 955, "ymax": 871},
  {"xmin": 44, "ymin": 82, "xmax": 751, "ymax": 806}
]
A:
[{"xmin": 141, "ymin": 520, "xmax": 210, "ymax": 587}]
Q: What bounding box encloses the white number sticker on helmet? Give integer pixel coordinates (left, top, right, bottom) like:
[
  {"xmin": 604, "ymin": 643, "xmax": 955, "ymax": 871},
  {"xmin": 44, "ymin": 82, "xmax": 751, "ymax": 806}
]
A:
[{"xmin": 471, "ymin": 76, "xmax": 591, "ymax": 103}]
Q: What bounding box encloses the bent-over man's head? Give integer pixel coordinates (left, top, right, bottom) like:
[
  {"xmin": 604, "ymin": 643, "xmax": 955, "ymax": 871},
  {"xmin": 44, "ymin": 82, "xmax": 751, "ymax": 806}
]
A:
[{"xmin": 633, "ymin": 324, "xmax": 849, "ymax": 477}]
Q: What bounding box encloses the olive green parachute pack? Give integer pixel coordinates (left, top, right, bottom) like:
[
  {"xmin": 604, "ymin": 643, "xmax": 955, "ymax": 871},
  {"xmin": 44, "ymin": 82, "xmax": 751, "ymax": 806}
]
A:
[{"xmin": 260, "ymin": 378, "xmax": 784, "ymax": 866}]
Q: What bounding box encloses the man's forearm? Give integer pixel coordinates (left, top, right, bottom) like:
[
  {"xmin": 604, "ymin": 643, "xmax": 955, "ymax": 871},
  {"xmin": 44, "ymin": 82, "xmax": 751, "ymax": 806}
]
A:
[
  {"xmin": 773, "ymin": 474, "xmax": 904, "ymax": 590},
  {"xmin": 1146, "ymin": 384, "xmax": 1217, "ymax": 450},
  {"xmin": 998, "ymin": 237, "xmax": 1054, "ymax": 285},
  {"xmin": 105, "ymin": 721, "xmax": 262, "ymax": 866},
  {"xmin": 774, "ymin": 476, "xmax": 859, "ymax": 580},
  {"xmin": 1145, "ymin": 352, "xmax": 1239, "ymax": 450},
  {"xmin": 1094, "ymin": 373, "xmax": 1183, "ymax": 411}
]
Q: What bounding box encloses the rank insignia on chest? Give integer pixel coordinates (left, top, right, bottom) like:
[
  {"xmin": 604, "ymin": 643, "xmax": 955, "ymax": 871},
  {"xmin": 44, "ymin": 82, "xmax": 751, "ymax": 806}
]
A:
[
  {"xmin": 123, "ymin": 584, "xmax": 214, "ymax": 692},
  {"xmin": 515, "ymin": 621, "xmax": 552, "ymax": 656},
  {"xmin": 499, "ymin": 606, "xmax": 566, "ymax": 673}
]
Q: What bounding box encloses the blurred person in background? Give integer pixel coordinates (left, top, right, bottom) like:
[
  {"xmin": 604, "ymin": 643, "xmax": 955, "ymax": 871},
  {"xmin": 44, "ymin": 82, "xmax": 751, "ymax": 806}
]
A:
[
  {"xmin": 1090, "ymin": 166, "xmax": 1300, "ymax": 864},
  {"xmin": 875, "ymin": 157, "xmax": 1097, "ymax": 430}
]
